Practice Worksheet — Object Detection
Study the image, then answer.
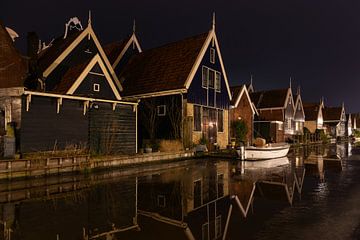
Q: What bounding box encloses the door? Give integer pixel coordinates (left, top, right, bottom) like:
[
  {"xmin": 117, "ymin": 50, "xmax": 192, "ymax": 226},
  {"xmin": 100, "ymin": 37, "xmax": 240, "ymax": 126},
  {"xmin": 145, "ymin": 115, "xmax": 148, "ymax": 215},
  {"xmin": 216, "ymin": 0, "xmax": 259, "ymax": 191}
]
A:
[{"xmin": 203, "ymin": 107, "xmax": 217, "ymax": 150}]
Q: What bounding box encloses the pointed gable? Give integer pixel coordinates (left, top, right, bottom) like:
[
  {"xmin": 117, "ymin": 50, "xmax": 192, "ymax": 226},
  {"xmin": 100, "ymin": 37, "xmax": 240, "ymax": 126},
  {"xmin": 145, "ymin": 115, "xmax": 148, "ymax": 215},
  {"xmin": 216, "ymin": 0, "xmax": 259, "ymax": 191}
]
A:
[
  {"xmin": 294, "ymin": 93, "xmax": 305, "ymax": 121},
  {"xmin": 0, "ymin": 21, "xmax": 28, "ymax": 88},
  {"xmin": 52, "ymin": 54, "xmax": 121, "ymax": 100},
  {"xmin": 230, "ymin": 85, "xmax": 256, "ymax": 114},
  {"xmin": 120, "ymin": 29, "xmax": 232, "ymax": 105},
  {"xmin": 104, "ymin": 33, "xmax": 142, "ymax": 76},
  {"xmin": 38, "ymin": 22, "xmax": 123, "ymax": 94}
]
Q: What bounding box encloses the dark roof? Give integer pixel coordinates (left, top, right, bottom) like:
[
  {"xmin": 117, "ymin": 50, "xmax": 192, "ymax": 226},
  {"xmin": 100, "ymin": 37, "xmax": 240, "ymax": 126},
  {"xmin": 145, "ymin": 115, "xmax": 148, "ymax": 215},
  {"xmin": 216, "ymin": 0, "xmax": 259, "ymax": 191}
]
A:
[
  {"xmin": 120, "ymin": 32, "xmax": 209, "ymax": 96},
  {"xmin": 250, "ymin": 89, "xmax": 289, "ymax": 109},
  {"xmin": 230, "ymin": 85, "xmax": 245, "ymax": 105},
  {"xmin": 37, "ymin": 30, "xmax": 82, "ymax": 72},
  {"xmin": 303, "ymin": 104, "xmax": 320, "ymax": 121},
  {"xmin": 323, "ymin": 106, "xmax": 342, "ymax": 121},
  {"xmin": 51, "ymin": 59, "xmax": 90, "ymax": 94},
  {"xmin": 103, "ymin": 37, "xmax": 130, "ymax": 66},
  {"xmin": 0, "ymin": 21, "xmax": 28, "ymax": 88}
]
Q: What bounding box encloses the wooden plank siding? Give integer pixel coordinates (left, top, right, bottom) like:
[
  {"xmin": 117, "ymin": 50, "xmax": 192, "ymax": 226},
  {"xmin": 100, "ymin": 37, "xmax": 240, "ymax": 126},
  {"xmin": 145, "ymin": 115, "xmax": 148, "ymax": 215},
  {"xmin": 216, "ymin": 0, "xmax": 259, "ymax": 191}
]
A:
[
  {"xmin": 20, "ymin": 96, "xmax": 88, "ymax": 153},
  {"xmin": 20, "ymin": 95, "xmax": 136, "ymax": 154},
  {"xmin": 89, "ymin": 102, "xmax": 136, "ymax": 155}
]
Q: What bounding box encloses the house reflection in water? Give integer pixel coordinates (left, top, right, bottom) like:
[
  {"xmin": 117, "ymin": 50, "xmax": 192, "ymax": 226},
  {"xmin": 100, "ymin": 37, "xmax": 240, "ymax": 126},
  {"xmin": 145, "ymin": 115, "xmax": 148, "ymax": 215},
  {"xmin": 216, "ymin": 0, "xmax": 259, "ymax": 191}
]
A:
[
  {"xmin": 135, "ymin": 161, "xmax": 232, "ymax": 240},
  {"xmin": 0, "ymin": 175, "xmax": 139, "ymax": 240},
  {"xmin": 230, "ymin": 157, "xmax": 305, "ymax": 210}
]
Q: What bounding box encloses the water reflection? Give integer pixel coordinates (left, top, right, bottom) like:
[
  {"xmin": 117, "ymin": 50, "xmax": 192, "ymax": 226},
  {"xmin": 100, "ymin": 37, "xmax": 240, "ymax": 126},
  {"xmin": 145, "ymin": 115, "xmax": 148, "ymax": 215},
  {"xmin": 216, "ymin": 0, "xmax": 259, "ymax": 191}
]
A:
[{"xmin": 0, "ymin": 143, "xmax": 354, "ymax": 240}]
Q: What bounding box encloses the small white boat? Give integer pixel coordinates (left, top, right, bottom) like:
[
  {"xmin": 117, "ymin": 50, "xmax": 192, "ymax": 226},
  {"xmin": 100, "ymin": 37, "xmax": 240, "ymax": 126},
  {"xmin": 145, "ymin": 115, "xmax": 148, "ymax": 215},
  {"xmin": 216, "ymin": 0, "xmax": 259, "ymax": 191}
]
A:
[{"xmin": 245, "ymin": 143, "xmax": 290, "ymax": 160}]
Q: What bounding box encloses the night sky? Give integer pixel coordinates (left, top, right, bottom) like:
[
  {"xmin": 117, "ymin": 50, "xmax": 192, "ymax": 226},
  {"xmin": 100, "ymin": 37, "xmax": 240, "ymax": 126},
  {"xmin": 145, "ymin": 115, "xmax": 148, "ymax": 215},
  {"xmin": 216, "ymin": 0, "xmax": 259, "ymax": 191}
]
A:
[{"xmin": 2, "ymin": 0, "xmax": 360, "ymax": 112}]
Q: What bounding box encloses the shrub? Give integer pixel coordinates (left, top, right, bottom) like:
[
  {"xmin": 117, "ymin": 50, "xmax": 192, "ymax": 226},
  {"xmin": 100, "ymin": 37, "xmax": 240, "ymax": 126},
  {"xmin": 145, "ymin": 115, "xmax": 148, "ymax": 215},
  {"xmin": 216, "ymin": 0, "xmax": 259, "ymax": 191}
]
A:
[{"xmin": 231, "ymin": 120, "xmax": 248, "ymax": 145}]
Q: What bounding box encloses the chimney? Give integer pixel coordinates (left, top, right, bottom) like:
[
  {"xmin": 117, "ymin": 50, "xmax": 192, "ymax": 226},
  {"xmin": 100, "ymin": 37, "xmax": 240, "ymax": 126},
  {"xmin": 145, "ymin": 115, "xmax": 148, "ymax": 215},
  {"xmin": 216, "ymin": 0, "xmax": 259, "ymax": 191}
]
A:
[{"xmin": 27, "ymin": 32, "xmax": 39, "ymax": 59}]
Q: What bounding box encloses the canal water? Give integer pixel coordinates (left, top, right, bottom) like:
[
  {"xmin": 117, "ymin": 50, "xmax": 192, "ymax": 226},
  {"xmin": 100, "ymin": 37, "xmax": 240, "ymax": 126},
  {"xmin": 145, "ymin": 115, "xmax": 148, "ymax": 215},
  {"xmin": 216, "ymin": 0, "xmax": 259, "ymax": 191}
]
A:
[{"xmin": 0, "ymin": 143, "xmax": 359, "ymax": 240}]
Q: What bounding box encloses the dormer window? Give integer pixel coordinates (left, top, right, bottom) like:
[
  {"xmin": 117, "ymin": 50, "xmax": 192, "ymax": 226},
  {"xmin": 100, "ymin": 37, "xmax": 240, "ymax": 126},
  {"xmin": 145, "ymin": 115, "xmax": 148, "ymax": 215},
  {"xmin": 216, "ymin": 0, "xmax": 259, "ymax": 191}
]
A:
[
  {"xmin": 93, "ymin": 83, "xmax": 100, "ymax": 92},
  {"xmin": 210, "ymin": 48, "xmax": 216, "ymax": 64}
]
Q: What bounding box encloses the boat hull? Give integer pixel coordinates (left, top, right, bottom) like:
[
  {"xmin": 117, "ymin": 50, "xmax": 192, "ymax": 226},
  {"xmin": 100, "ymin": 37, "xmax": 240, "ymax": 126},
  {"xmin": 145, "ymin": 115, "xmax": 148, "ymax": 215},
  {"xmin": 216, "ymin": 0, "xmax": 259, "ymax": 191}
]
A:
[{"xmin": 245, "ymin": 144, "xmax": 290, "ymax": 160}]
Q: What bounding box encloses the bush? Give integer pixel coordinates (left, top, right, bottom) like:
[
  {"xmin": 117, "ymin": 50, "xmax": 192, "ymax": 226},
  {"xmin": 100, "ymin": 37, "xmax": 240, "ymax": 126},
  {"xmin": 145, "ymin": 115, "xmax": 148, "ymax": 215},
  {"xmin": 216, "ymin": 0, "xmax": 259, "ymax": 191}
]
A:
[{"xmin": 231, "ymin": 120, "xmax": 248, "ymax": 145}]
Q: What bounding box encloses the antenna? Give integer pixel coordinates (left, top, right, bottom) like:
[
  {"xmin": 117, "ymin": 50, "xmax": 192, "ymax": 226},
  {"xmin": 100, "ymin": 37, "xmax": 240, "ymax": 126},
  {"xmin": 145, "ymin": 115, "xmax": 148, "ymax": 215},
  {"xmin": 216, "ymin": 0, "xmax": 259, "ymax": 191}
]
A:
[
  {"xmin": 88, "ymin": 10, "xmax": 92, "ymax": 26},
  {"xmin": 212, "ymin": 12, "xmax": 216, "ymax": 31},
  {"xmin": 250, "ymin": 74, "xmax": 253, "ymax": 85},
  {"xmin": 289, "ymin": 76, "xmax": 292, "ymax": 89},
  {"xmin": 133, "ymin": 19, "xmax": 136, "ymax": 33}
]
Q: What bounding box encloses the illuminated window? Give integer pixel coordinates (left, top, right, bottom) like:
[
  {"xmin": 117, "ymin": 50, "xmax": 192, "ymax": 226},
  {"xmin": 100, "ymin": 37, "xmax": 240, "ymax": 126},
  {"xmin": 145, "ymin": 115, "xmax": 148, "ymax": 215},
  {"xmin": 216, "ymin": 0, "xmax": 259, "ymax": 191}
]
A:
[
  {"xmin": 93, "ymin": 83, "xmax": 100, "ymax": 92},
  {"xmin": 210, "ymin": 48, "xmax": 216, "ymax": 64},
  {"xmin": 157, "ymin": 105, "xmax": 166, "ymax": 116},
  {"xmin": 278, "ymin": 122, "xmax": 283, "ymax": 130}
]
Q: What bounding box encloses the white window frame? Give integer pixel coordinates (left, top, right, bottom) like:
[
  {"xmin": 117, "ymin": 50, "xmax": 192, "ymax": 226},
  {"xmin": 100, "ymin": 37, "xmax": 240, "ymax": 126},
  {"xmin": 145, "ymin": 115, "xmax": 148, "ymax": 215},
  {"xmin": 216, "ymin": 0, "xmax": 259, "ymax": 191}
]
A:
[
  {"xmin": 93, "ymin": 83, "xmax": 100, "ymax": 92},
  {"xmin": 278, "ymin": 122, "xmax": 283, "ymax": 130},
  {"xmin": 157, "ymin": 105, "xmax": 166, "ymax": 116},
  {"xmin": 202, "ymin": 222, "xmax": 209, "ymax": 240},
  {"xmin": 208, "ymin": 69, "xmax": 215, "ymax": 89},
  {"xmin": 210, "ymin": 48, "xmax": 216, "ymax": 64}
]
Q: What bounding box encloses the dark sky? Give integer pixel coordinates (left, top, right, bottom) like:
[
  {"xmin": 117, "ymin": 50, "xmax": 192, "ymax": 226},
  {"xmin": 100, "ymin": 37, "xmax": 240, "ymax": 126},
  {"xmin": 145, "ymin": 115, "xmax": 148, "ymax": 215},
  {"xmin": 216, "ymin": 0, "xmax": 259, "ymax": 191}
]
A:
[{"xmin": 2, "ymin": 0, "xmax": 360, "ymax": 112}]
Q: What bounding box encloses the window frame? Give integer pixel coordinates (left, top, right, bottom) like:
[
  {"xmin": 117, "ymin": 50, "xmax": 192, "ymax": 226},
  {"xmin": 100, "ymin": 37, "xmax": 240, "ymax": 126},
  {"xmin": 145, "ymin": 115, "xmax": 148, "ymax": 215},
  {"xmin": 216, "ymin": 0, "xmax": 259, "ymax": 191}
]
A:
[
  {"xmin": 93, "ymin": 83, "xmax": 100, "ymax": 92},
  {"xmin": 157, "ymin": 105, "xmax": 166, "ymax": 116},
  {"xmin": 210, "ymin": 48, "xmax": 216, "ymax": 64},
  {"xmin": 202, "ymin": 66, "xmax": 208, "ymax": 89},
  {"xmin": 217, "ymin": 109, "xmax": 224, "ymax": 133},
  {"xmin": 157, "ymin": 195, "xmax": 166, "ymax": 208},
  {"xmin": 215, "ymin": 71, "xmax": 221, "ymax": 92}
]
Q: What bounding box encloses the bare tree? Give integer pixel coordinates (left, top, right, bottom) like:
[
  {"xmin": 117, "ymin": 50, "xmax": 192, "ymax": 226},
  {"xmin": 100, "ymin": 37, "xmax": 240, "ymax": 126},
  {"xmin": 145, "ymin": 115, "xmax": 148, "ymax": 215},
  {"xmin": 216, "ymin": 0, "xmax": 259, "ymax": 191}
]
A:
[
  {"xmin": 166, "ymin": 96, "xmax": 182, "ymax": 139},
  {"xmin": 140, "ymin": 98, "xmax": 158, "ymax": 141}
]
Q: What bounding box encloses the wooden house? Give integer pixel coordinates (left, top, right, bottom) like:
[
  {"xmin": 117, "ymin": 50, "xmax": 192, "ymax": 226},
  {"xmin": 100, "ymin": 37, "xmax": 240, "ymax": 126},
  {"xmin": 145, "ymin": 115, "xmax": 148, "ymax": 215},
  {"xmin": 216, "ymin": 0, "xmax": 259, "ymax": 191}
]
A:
[
  {"xmin": 229, "ymin": 85, "xmax": 257, "ymax": 144},
  {"xmin": 293, "ymin": 88, "xmax": 305, "ymax": 135},
  {"xmin": 120, "ymin": 19, "xmax": 232, "ymax": 150},
  {"xmin": 323, "ymin": 104, "xmax": 346, "ymax": 138},
  {"xmin": 137, "ymin": 161, "xmax": 231, "ymax": 240},
  {"xmin": 303, "ymin": 100, "xmax": 324, "ymax": 133},
  {"xmin": 0, "ymin": 17, "xmax": 138, "ymax": 155},
  {"xmin": 250, "ymin": 87, "xmax": 295, "ymax": 143}
]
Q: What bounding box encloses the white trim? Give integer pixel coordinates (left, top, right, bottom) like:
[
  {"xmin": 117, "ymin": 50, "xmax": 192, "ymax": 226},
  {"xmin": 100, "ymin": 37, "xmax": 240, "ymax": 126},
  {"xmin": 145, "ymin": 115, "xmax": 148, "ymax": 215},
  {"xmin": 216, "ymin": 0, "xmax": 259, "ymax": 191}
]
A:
[
  {"xmin": 112, "ymin": 33, "xmax": 142, "ymax": 69},
  {"xmin": 93, "ymin": 83, "xmax": 100, "ymax": 92},
  {"xmin": 284, "ymin": 88, "xmax": 295, "ymax": 111},
  {"xmin": 57, "ymin": 97, "xmax": 62, "ymax": 114},
  {"xmin": 123, "ymin": 88, "xmax": 187, "ymax": 100},
  {"xmin": 43, "ymin": 25, "xmax": 124, "ymax": 92},
  {"xmin": 23, "ymin": 91, "xmax": 138, "ymax": 106},
  {"xmin": 294, "ymin": 94, "xmax": 305, "ymax": 119},
  {"xmin": 210, "ymin": 47, "xmax": 215, "ymax": 64},
  {"xmin": 66, "ymin": 54, "xmax": 121, "ymax": 100},
  {"xmin": 232, "ymin": 85, "xmax": 256, "ymax": 115},
  {"xmin": 184, "ymin": 30, "xmax": 232, "ymax": 101},
  {"xmin": 89, "ymin": 71, "xmax": 105, "ymax": 76}
]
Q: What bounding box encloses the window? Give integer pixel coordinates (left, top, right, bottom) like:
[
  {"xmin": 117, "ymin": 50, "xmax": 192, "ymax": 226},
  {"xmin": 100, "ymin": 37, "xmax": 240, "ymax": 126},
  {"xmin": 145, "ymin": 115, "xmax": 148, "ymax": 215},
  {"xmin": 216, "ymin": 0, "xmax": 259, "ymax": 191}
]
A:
[
  {"xmin": 278, "ymin": 122, "xmax": 283, "ymax": 130},
  {"xmin": 194, "ymin": 106, "xmax": 201, "ymax": 131},
  {"xmin": 157, "ymin": 195, "xmax": 166, "ymax": 207},
  {"xmin": 93, "ymin": 83, "xmax": 100, "ymax": 92},
  {"xmin": 208, "ymin": 69, "xmax": 215, "ymax": 88},
  {"xmin": 218, "ymin": 110, "xmax": 224, "ymax": 132},
  {"xmin": 157, "ymin": 105, "xmax": 166, "ymax": 116},
  {"xmin": 215, "ymin": 72, "xmax": 221, "ymax": 92},
  {"xmin": 202, "ymin": 66, "xmax": 208, "ymax": 88},
  {"xmin": 202, "ymin": 223, "xmax": 209, "ymax": 240},
  {"xmin": 215, "ymin": 216, "xmax": 222, "ymax": 238},
  {"xmin": 287, "ymin": 118, "xmax": 292, "ymax": 130},
  {"xmin": 210, "ymin": 48, "xmax": 216, "ymax": 64}
]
